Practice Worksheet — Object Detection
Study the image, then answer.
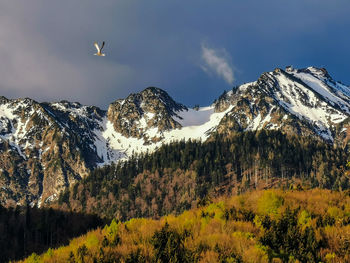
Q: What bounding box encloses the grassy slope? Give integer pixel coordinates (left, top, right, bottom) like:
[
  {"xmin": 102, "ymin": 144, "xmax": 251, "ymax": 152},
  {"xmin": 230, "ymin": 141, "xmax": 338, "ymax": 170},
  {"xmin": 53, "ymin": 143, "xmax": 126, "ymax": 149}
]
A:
[{"xmin": 20, "ymin": 188, "xmax": 350, "ymax": 263}]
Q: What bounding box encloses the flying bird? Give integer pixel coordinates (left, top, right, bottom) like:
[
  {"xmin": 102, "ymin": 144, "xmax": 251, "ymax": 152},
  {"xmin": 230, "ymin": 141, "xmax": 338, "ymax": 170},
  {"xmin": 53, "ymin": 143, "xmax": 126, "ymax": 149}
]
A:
[{"xmin": 94, "ymin": 41, "xmax": 105, "ymax": 56}]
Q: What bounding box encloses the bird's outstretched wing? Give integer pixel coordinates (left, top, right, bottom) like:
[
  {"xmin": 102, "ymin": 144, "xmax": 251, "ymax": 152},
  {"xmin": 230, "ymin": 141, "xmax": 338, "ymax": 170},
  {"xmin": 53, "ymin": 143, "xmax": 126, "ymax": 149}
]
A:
[
  {"xmin": 94, "ymin": 42, "xmax": 100, "ymax": 52},
  {"xmin": 100, "ymin": 41, "xmax": 105, "ymax": 51}
]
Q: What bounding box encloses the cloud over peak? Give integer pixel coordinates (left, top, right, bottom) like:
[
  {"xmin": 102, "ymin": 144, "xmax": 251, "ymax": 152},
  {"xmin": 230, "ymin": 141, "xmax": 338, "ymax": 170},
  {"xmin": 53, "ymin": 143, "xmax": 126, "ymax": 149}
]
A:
[{"xmin": 201, "ymin": 43, "xmax": 234, "ymax": 85}]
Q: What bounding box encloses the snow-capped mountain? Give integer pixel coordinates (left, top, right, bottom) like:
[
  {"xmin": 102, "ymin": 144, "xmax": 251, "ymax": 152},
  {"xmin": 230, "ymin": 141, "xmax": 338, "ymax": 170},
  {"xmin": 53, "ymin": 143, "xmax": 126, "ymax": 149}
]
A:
[
  {"xmin": 215, "ymin": 66, "xmax": 350, "ymax": 143},
  {"xmin": 0, "ymin": 66, "xmax": 349, "ymax": 206}
]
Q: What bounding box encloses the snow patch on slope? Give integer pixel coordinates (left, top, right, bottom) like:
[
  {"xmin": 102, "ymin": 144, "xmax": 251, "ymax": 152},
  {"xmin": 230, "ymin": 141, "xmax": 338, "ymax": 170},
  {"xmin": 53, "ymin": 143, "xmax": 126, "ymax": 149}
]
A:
[
  {"xmin": 0, "ymin": 102, "xmax": 36, "ymax": 159},
  {"xmin": 292, "ymin": 70, "xmax": 350, "ymax": 113},
  {"xmin": 274, "ymin": 72, "xmax": 347, "ymax": 127},
  {"xmin": 93, "ymin": 118, "xmax": 126, "ymax": 165},
  {"xmin": 174, "ymin": 107, "xmax": 213, "ymax": 126},
  {"xmin": 0, "ymin": 104, "xmax": 15, "ymax": 119},
  {"xmin": 166, "ymin": 105, "xmax": 233, "ymax": 141},
  {"xmin": 94, "ymin": 105, "xmax": 233, "ymax": 165}
]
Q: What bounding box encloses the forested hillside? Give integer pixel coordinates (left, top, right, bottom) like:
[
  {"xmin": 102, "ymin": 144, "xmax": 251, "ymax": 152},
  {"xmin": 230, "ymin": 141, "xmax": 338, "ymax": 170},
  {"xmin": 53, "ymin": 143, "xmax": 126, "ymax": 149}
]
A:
[
  {"xmin": 20, "ymin": 189, "xmax": 350, "ymax": 263},
  {"xmin": 55, "ymin": 130, "xmax": 349, "ymax": 220},
  {"xmin": 4, "ymin": 130, "xmax": 349, "ymax": 262}
]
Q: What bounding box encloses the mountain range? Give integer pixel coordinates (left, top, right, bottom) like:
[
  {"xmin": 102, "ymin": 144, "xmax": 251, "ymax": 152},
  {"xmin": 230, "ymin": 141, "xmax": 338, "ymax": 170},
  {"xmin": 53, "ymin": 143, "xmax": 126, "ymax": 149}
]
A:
[{"xmin": 0, "ymin": 66, "xmax": 349, "ymax": 207}]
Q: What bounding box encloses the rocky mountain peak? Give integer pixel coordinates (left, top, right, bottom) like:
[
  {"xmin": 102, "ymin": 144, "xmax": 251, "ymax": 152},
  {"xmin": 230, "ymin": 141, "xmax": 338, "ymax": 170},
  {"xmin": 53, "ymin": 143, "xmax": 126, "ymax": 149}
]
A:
[
  {"xmin": 140, "ymin": 86, "xmax": 169, "ymax": 99},
  {"xmin": 107, "ymin": 87, "xmax": 187, "ymax": 140},
  {"xmin": 215, "ymin": 66, "xmax": 350, "ymax": 142},
  {"xmin": 299, "ymin": 66, "xmax": 331, "ymax": 79},
  {"xmin": 127, "ymin": 86, "xmax": 186, "ymax": 113}
]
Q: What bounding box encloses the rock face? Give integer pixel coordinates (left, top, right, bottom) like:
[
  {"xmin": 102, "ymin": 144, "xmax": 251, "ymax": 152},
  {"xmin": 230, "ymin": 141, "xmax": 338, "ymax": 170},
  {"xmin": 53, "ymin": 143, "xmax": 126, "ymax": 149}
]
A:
[
  {"xmin": 107, "ymin": 87, "xmax": 187, "ymax": 141},
  {"xmin": 0, "ymin": 67, "xmax": 349, "ymax": 206},
  {"xmin": 0, "ymin": 98, "xmax": 105, "ymax": 206},
  {"xmin": 214, "ymin": 67, "xmax": 350, "ymax": 143}
]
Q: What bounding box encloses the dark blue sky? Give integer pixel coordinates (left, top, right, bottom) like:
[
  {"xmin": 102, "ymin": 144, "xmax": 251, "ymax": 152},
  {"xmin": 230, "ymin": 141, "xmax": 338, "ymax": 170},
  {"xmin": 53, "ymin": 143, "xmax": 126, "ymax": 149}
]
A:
[{"xmin": 0, "ymin": 1, "xmax": 349, "ymax": 108}]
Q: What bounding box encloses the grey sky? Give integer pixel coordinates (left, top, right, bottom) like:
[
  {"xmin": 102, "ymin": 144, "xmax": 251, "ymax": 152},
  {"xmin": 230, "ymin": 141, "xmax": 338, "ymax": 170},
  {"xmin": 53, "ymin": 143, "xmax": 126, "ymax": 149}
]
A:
[{"xmin": 0, "ymin": 1, "xmax": 349, "ymax": 108}]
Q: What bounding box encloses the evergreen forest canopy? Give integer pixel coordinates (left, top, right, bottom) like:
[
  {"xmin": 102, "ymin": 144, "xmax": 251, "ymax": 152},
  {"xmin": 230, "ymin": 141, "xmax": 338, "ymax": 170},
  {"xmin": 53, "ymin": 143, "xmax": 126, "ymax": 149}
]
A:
[
  {"xmin": 0, "ymin": 205, "xmax": 103, "ymax": 262},
  {"xmin": 56, "ymin": 130, "xmax": 350, "ymax": 220}
]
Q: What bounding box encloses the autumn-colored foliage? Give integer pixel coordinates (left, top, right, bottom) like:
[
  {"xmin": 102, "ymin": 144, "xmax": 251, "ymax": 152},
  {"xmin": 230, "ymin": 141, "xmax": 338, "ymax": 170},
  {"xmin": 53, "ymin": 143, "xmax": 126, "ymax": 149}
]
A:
[{"xmin": 18, "ymin": 189, "xmax": 350, "ymax": 263}]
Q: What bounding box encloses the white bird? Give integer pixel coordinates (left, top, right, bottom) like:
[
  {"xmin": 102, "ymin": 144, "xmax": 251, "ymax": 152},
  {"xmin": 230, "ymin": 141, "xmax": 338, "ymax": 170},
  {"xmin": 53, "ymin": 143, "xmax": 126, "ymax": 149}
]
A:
[{"xmin": 94, "ymin": 41, "xmax": 105, "ymax": 56}]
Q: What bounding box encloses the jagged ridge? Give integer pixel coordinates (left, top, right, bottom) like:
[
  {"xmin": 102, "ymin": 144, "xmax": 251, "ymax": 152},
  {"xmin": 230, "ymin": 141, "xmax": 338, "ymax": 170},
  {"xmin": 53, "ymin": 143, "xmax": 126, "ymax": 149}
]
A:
[{"xmin": 0, "ymin": 66, "xmax": 349, "ymax": 206}]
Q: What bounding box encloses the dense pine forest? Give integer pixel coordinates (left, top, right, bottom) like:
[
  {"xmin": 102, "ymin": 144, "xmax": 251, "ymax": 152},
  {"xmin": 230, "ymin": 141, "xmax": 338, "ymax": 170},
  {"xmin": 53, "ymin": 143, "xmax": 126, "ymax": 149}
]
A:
[
  {"xmin": 56, "ymin": 130, "xmax": 349, "ymax": 220},
  {"xmin": 0, "ymin": 205, "xmax": 103, "ymax": 262},
  {"xmin": 20, "ymin": 189, "xmax": 350, "ymax": 263}
]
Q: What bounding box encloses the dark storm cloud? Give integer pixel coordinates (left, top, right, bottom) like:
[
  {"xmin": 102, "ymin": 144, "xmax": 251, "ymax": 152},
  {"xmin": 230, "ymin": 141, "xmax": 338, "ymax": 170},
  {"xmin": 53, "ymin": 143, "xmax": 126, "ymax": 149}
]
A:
[{"xmin": 0, "ymin": 1, "xmax": 349, "ymax": 108}]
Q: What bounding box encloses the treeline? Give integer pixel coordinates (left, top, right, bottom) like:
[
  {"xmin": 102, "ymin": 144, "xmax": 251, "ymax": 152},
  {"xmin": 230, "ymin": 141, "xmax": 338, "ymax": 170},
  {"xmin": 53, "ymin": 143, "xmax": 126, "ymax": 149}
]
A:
[
  {"xmin": 21, "ymin": 189, "xmax": 350, "ymax": 262},
  {"xmin": 56, "ymin": 130, "xmax": 349, "ymax": 220},
  {"xmin": 0, "ymin": 205, "xmax": 103, "ymax": 262}
]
